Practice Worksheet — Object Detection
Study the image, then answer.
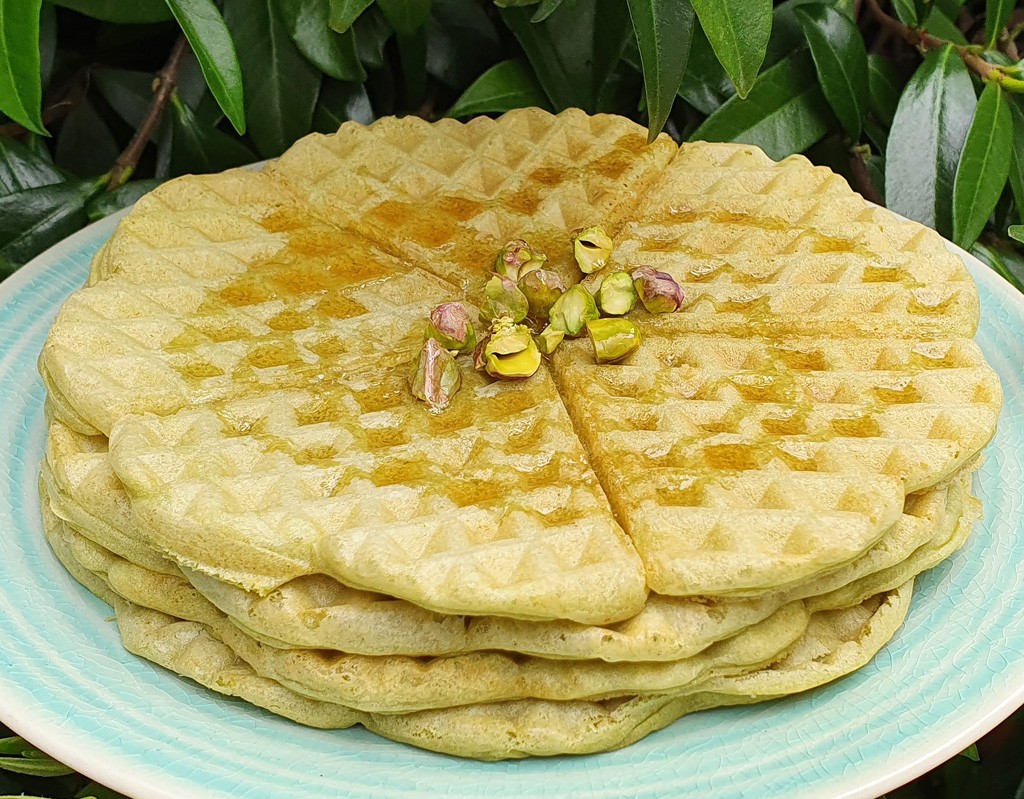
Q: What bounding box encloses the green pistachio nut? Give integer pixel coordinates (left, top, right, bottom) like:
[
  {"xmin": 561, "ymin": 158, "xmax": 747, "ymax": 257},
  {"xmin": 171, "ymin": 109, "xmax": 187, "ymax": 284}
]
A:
[
  {"xmin": 484, "ymin": 321, "xmax": 541, "ymax": 378},
  {"xmin": 597, "ymin": 271, "xmax": 637, "ymax": 316},
  {"xmin": 549, "ymin": 284, "xmax": 600, "ymax": 337},
  {"xmin": 573, "ymin": 225, "xmax": 613, "ymax": 274},
  {"xmin": 410, "ymin": 338, "xmax": 462, "ymax": 410},
  {"xmin": 495, "ymin": 239, "xmax": 547, "ymax": 282},
  {"xmin": 426, "ymin": 302, "xmax": 477, "ymax": 353},
  {"xmin": 518, "ymin": 269, "xmax": 566, "ymax": 321},
  {"xmin": 481, "ymin": 275, "xmax": 529, "ymax": 323},
  {"xmin": 631, "ymin": 265, "xmax": 685, "ymax": 314},
  {"xmin": 586, "ymin": 318, "xmax": 641, "ymax": 363},
  {"xmin": 472, "ymin": 335, "xmax": 489, "ymax": 371},
  {"xmin": 536, "ymin": 325, "xmax": 565, "ymax": 355}
]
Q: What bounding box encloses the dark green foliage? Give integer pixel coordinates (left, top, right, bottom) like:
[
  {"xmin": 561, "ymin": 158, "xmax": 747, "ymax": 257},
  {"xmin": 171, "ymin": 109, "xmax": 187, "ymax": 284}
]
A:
[{"xmin": 1, "ymin": 1, "xmax": 1024, "ymax": 794}]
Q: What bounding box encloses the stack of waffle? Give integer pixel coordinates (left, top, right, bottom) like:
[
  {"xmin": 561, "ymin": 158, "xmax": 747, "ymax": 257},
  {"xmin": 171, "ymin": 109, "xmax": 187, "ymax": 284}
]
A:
[{"xmin": 37, "ymin": 109, "xmax": 1000, "ymax": 759}]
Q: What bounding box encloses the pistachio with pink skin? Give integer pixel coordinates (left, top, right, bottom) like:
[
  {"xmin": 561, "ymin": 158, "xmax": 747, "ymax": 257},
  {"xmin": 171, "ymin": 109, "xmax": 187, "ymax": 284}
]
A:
[
  {"xmin": 495, "ymin": 239, "xmax": 547, "ymax": 281},
  {"xmin": 518, "ymin": 268, "xmax": 566, "ymax": 321},
  {"xmin": 410, "ymin": 338, "xmax": 462, "ymax": 411},
  {"xmin": 631, "ymin": 266, "xmax": 685, "ymax": 313},
  {"xmin": 426, "ymin": 302, "xmax": 476, "ymax": 353}
]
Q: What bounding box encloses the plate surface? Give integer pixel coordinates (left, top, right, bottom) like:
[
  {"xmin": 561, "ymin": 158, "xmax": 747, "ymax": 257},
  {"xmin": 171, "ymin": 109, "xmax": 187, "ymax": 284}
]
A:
[{"xmin": 1, "ymin": 214, "xmax": 1023, "ymax": 799}]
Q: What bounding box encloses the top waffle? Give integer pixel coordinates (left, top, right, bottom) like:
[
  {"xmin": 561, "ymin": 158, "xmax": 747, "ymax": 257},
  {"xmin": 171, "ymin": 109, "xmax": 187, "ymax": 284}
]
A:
[{"xmin": 40, "ymin": 109, "xmax": 1001, "ymax": 623}]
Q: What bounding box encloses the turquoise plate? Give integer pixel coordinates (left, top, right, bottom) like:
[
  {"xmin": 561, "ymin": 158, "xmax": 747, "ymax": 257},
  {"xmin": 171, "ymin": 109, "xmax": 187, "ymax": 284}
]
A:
[{"xmin": 1, "ymin": 214, "xmax": 1023, "ymax": 799}]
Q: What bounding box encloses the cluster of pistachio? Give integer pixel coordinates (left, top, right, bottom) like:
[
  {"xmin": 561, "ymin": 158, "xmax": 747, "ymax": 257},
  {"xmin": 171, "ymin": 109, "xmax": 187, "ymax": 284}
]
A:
[{"xmin": 409, "ymin": 228, "xmax": 685, "ymax": 411}]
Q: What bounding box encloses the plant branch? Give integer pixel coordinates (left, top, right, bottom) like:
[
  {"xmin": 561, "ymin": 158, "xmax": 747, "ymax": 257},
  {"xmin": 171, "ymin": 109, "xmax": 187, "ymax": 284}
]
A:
[
  {"xmin": 107, "ymin": 35, "xmax": 189, "ymax": 189},
  {"xmin": 865, "ymin": 0, "xmax": 1018, "ymax": 86}
]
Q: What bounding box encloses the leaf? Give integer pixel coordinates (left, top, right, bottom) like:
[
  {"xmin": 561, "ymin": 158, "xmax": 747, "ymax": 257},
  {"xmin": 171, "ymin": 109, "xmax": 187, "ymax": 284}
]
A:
[
  {"xmin": 396, "ymin": 30, "xmax": 428, "ymax": 106},
  {"xmin": 87, "ymin": 179, "xmax": 164, "ymax": 221},
  {"xmin": 223, "ymin": 0, "xmax": 321, "ymax": 158},
  {"xmin": 886, "ymin": 45, "xmax": 975, "ymax": 238},
  {"xmin": 627, "ymin": 0, "xmax": 695, "ymax": 140},
  {"xmin": 531, "ymin": 0, "xmax": 565, "ymax": 23},
  {"xmin": 677, "ymin": 24, "xmax": 734, "ymax": 116},
  {"xmin": 952, "ymin": 82, "xmax": 1012, "ymax": 249},
  {"xmin": 376, "ymin": 0, "xmax": 432, "ymax": 37},
  {"xmin": 313, "ymin": 79, "xmax": 374, "ymax": 132},
  {"xmin": 0, "ymin": 177, "xmax": 105, "ymax": 269},
  {"xmin": 169, "ymin": 94, "xmax": 256, "ymax": 176},
  {"xmin": 54, "ymin": 98, "xmax": 120, "ymax": 177},
  {"xmin": 1009, "ymin": 100, "xmax": 1024, "ymax": 224},
  {"xmin": 0, "ymin": 136, "xmax": 65, "ymax": 197},
  {"xmin": 1010, "ymin": 225, "xmax": 1024, "ymax": 244},
  {"xmin": 0, "ymin": 751, "xmax": 74, "ymax": 777},
  {"xmin": 867, "ymin": 54, "xmax": 900, "ymax": 126},
  {"xmin": 972, "ymin": 240, "xmax": 1024, "ymax": 292},
  {"xmin": 353, "ymin": 6, "xmax": 392, "ymax": 68},
  {"xmin": 165, "ymin": 0, "xmax": 247, "ymax": 134},
  {"xmin": 690, "ymin": 0, "xmax": 771, "ymax": 98},
  {"xmin": 329, "ymin": 0, "xmax": 374, "ymax": 32},
  {"xmin": 795, "ymin": 4, "xmax": 868, "ymax": 139},
  {"xmin": 39, "ymin": 2, "xmax": 56, "ymax": 88},
  {"xmin": 922, "ymin": 7, "xmax": 967, "ymax": 45},
  {"xmin": 276, "ymin": 0, "xmax": 365, "ymax": 81},
  {"xmin": 46, "ymin": 0, "xmax": 172, "ymax": 22},
  {"xmin": 891, "ymin": 0, "xmax": 918, "ymax": 25},
  {"xmin": 448, "ymin": 60, "xmax": 549, "ymax": 117},
  {"xmin": 424, "ymin": 0, "xmax": 501, "ymax": 89},
  {"xmin": 986, "ymin": 0, "xmax": 1014, "ymax": 49},
  {"xmin": 689, "ymin": 52, "xmax": 834, "ymax": 161},
  {"xmin": 958, "ymin": 743, "xmax": 981, "ymax": 762},
  {"xmin": 863, "ymin": 115, "xmax": 888, "ymax": 153},
  {"xmin": 0, "ymin": 0, "xmax": 45, "ymax": 134}
]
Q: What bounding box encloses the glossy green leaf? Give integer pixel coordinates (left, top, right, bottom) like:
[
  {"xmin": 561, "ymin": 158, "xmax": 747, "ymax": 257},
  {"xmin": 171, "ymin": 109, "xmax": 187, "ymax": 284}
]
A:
[
  {"xmin": 223, "ymin": 0, "xmax": 321, "ymax": 158},
  {"xmin": 92, "ymin": 67, "xmax": 166, "ymax": 148},
  {"xmin": 765, "ymin": 0, "xmax": 830, "ymax": 68},
  {"xmin": 169, "ymin": 94, "xmax": 256, "ymax": 176},
  {"xmin": 425, "ymin": 0, "xmax": 501, "ymax": 89},
  {"xmin": 795, "ymin": 4, "xmax": 868, "ymax": 139},
  {"xmin": 165, "ymin": 0, "xmax": 247, "ymax": 134},
  {"xmin": 1009, "ymin": 225, "xmax": 1024, "ymax": 243},
  {"xmin": 313, "ymin": 79, "xmax": 374, "ymax": 132},
  {"xmin": 0, "ymin": 136, "xmax": 65, "ymax": 197},
  {"xmin": 329, "ymin": 0, "xmax": 374, "ymax": 32},
  {"xmin": 886, "ymin": 45, "xmax": 975, "ymax": 238},
  {"xmin": 689, "ymin": 52, "xmax": 834, "ymax": 161},
  {"xmin": 276, "ymin": 0, "xmax": 365, "ymax": 81},
  {"xmin": 891, "ymin": 0, "xmax": 918, "ymax": 25},
  {"xmin": 0, "ymin": 176, "xmax": 105, "ymax": 268},
  {"xmin": 0, "ymin": 0, "xmax": 45, "ymax": 134},
  {"xmin": 952, "ymin": 82, "xmax": 1012, "ymax": 249},
  {"xmin": 986, "ymin": 0, "xmax": 1015, "ymax": 49},
  {"xmin": 531, "ymin": 0, "xmax": 565, "ymax": 22},
  {"xmin": 448, "ymin": 60, "xmax": 548, "ymax": 117},
  {"xmin": 46, "ymin": 0, "xmax": 172, "ymax": 22},
  {"xmin": 87, "ymin": 179, "xmax": 165, "ymax": 222},
  {"xmin": 376, "ymin": 0, "xmax": 432, "ymax": 37},
  {"xmin": 677, "ymin": 24, "xmax": 734, "ymax": 116},
  {"xmin": 1008, "ymin": 100, "xmax": 1024, "ymax": 224},
  {"xmin": 690, "ymin": 0, "xmax": 771, "ymax": 98},
  {"xmin": 627, "ymin": 0, "xmax": 694, "ymax": 140},
  {"xmin": 972, "ymin": 240, "xmax": 1024, "ymax": 292},
  {"xmin": 0, "ymin": 746, "xmax": 73, "ymax": 777},
  {"xmin": 922, "ymin": 7, "xmax": 967, "ymax": 45},
  {"xmin": 54, "ymin": 98, "xmax": 120, "ymax": 178},
  {"xmin": 867, "ymin": 54, "xmax": 900, "ymax": 126}
]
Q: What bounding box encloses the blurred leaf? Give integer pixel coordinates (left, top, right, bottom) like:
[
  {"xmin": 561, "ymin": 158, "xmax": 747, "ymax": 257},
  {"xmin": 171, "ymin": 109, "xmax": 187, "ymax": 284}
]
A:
[
  {"xmin": 934, "ymin": 0, "xmax": 966, "ymax": 17},
  {"xmin": 677, "ymin": 24, "xmax": 734, "ymax": 116},
  {"xmin": 396, "ymin": 30, "xmax": 427, "ymax": 106},
  {"xmin": 54, "ymin": 98, "xmax": 120, "ymax": 177},
  {"xmin": 376, "ymin": 0, "xmax": 432, "ymax": 37},
  {"xmin": 986, "ymin": 0, "xmax": 1014, "ymax": 49},
  {"xmin": 973, "ymin": 240, "xmax": 1024, "ymax": 291},
  {"xmin": 224, "ymin": 0, "xmax": 320, "ymax": 158},
  {"xmin": 0, "ymin": 0, "xmax": 45, "ymax": 134},
  {"xmin": 922, "ymin": 7, "xmax": 967, "ymax": 44},
  {"xmin": 764, "ymin": 0, "xmax": 825, "ymax": 68},
  {"xmin": 795, "ymin": 4, "xmax": 867, "ymax": 139},
  {"xmin": 47, "ymin": 0, "xmax": 173, "ymax": 22},
  {"xmin": 39, "ymin": 3, "xmax": 56, "ymax": 88},
  {"xmin": 277, "ymin": 0, "xmax": 365, "ymax": 81},
  {"xmin": 891, "ymin": 0, "xmax": 918, "ymax": 25},
  {"xmin": 425, "ymin": 0, "xmax": 500, "ymax": 89},
  {"xmin": 353, "ymin": 6, "xmax": 392, "ymax": 68},
  {"xmin": 0, "ymin": 739, "xmax": 74, "ymax": 777},
  {"xmin": 169, "ymin": 94, "xmax": 255, "ymax": 175},
  {"xmin": 886, "ymin": 45, "xmax": 975, "ymax": 238},
  {"xmin": 1009, "ymin": 101, "xmax": 1024, "ymax": 223},
  {"xmin": 448, "ymin": 59, "xmax": 548, "ymax": 117},
  {"xmin": 867, "ymin": 54, "xmax": 900, "ymax": 126},
  {"xmin": 863, "ymin": 115, "xmax": 887, "ymax": 152},
  {"xmin": 689, "ymin": 52, "xmax": 833, "ymax": 160},
  {"xmin": 1010, "ymin": 225, "xmax": 1024, "ymax": 243},
  {"xmin": 87, "ymin": 178, "xmax": 164, "ymax": 221},
  {"xmin": 959, "ymin": 743, "xmax": 981, "ymax": 762},
  {"xmin": 690, "ymin": 0, "xmax": 771, "ymax": 98},
  {"xmin": 866, "ymin": 153, "xmax": 885, "ymax": 202},
  {"xmin": 92, "ymin": 67, "xmax": 164, "ymax": 149},
  {"xmin": 330, "ymin": 0, "xmax": 374, "ymax": 32},
  {"xmin": 627, "ymin": 0, "xmax": 694, "ymax": 140},
  {"xmin": 0, "ymin": 176, "xmax": 105, "ymax": 268},
  {"xmin": 313, "ymin": 79, "xmax": 373, "ymax": 131},
  {"xmin": 0, "ymin": 136, "xmax": 65, "ymax": 196},
  {"xmin": 952, "ymin": 82, "xmax": 1012, "ymax": 249},
  {"xmin": 531, "ymin": 0, "xmax": 565, "ymax": 22},
  {"xmin": 165, "ymin": 0, "xmax": 247, "ymax": 134}
]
